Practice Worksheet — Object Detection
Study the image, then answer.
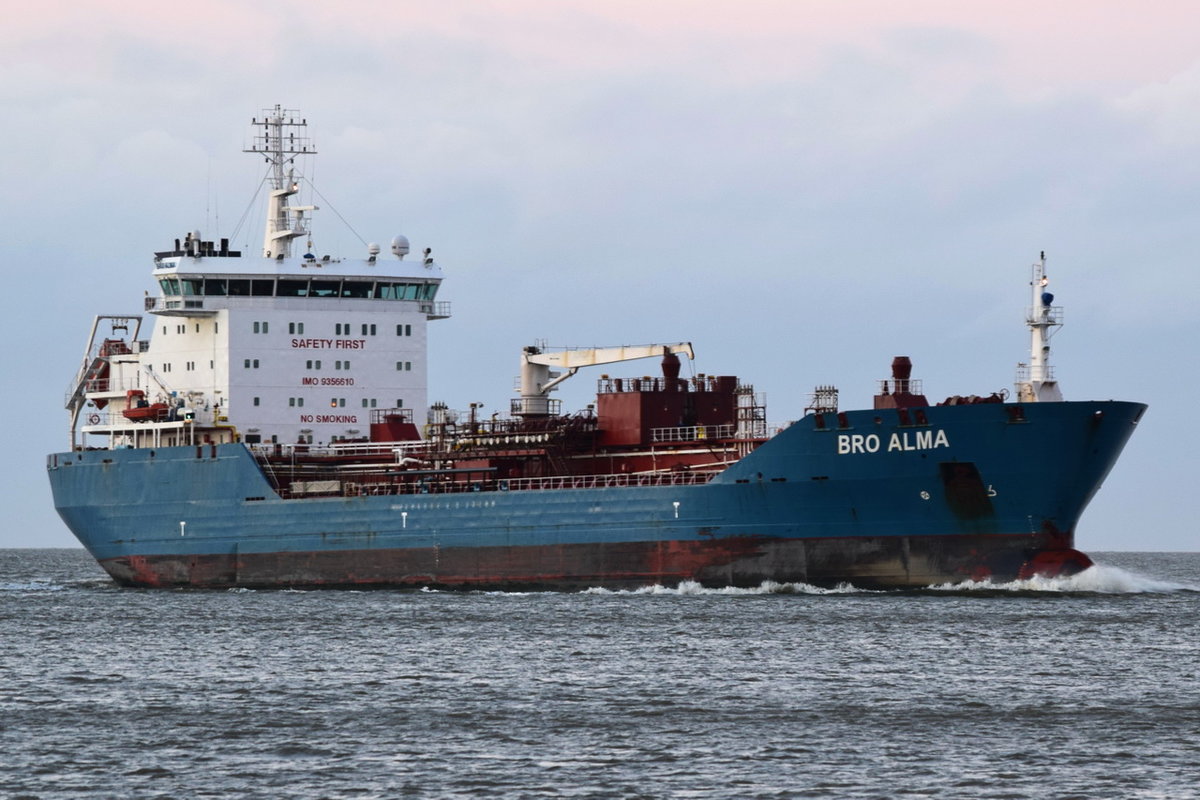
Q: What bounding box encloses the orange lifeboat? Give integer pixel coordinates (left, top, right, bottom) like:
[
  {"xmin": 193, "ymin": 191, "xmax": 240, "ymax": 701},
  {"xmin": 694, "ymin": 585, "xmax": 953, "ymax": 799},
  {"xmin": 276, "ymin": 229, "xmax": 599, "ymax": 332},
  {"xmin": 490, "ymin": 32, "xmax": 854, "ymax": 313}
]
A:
[{"xmin": 122, "ymin": 390, "xmax": 170, "ymax": 422}]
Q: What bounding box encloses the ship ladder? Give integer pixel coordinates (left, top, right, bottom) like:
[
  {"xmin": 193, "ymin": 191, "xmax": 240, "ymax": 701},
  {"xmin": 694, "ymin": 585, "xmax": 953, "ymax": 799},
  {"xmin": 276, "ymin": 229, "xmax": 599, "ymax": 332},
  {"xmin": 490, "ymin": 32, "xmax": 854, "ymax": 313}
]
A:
[{"xmin": 253, "ymin": 449, "xmax": 285, "ymax": 494}]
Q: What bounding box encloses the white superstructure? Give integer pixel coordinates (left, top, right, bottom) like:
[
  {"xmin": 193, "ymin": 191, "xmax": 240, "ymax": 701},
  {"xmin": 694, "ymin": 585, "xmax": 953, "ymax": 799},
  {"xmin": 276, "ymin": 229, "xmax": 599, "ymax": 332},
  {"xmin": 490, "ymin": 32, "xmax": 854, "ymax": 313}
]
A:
[{"xmin": 66, "ymin": 105, "xmax": 449, "ymax": 449}]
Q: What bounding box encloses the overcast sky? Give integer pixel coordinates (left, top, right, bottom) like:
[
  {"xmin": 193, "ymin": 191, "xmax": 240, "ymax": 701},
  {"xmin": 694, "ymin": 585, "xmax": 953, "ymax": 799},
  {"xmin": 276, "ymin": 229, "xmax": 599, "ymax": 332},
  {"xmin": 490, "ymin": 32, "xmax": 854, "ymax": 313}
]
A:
[{"xmin": 5, "ymin": 1, "xmax": 1198, "ymax": 552}]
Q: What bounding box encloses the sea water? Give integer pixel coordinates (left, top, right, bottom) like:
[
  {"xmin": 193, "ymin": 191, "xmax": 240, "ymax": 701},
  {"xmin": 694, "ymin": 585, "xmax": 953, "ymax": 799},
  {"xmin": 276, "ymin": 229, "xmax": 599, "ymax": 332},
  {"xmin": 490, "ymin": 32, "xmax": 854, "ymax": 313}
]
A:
[{"xmin": 1, "ymin": 550, "xmax": 1197, "ymax": 799}]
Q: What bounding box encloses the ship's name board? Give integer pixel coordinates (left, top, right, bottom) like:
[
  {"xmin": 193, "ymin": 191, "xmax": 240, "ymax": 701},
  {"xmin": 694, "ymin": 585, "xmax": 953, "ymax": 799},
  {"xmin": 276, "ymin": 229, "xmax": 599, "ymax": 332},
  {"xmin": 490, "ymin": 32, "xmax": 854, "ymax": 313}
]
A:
[
  {"xmin": 837, "ymin": 429, "xmax": 949, "ymax": 455},
  {"xmin": 291, "ymin": 338, "xmax": 368, "ymax": 349}
]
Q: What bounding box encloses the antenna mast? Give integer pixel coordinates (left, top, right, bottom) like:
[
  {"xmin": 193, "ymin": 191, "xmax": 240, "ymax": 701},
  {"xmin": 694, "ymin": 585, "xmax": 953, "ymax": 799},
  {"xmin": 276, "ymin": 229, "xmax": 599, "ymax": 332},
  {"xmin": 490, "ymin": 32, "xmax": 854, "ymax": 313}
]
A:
[
  {"xmin": 1015, "ymin": 251, "xmax": 1064, "ymax": 402},
  {"xmin": 245, "ymin": 105, "xmax": 318, "ymax": 259}
]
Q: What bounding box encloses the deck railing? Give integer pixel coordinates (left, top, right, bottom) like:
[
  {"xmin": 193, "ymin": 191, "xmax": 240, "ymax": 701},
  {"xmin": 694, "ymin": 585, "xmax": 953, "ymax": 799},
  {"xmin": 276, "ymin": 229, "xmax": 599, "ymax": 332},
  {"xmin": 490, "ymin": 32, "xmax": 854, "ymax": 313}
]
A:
[
  {"xmin": 500, "ymin": 471, "xmax": 713, "ymax": 491},
  {"xmin": 650, "ymin": 424, "xmax": 737, "ymax": 443},
  {"xmin": 272, "ymin": 467, "xmax": 718, "ymax": 499}
]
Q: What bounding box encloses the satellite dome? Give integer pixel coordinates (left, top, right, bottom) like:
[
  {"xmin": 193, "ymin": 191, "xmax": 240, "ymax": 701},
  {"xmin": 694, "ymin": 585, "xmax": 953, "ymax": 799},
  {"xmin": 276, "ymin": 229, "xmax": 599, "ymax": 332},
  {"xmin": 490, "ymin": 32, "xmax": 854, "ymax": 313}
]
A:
[
  {"xmin": 391, "ymin": 235, "xmax": 410, "ymax": 259},
  {"xmin": 367, "ymin": 242, "xmax": 381, "ymax": 256}
]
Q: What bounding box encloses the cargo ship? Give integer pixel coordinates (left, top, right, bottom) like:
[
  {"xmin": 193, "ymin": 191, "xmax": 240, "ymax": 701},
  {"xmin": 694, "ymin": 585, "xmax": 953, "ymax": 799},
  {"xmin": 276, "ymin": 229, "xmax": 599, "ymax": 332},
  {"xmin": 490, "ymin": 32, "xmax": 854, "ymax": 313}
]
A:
[{"xmin": 46, "ymin": 106, "xmax": 1146, "ymax": 589}]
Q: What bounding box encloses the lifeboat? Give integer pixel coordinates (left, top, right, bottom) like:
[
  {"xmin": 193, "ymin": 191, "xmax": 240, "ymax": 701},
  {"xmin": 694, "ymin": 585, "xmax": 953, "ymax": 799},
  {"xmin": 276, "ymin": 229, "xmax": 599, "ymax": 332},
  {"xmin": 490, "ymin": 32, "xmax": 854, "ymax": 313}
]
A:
[
  {"xmin": 122, "ymin": 404, "xmax": 170, "ymax": 421},
  {"xmin": 122, "ymin": 389, "xmax": 170, "ymax": 422}
]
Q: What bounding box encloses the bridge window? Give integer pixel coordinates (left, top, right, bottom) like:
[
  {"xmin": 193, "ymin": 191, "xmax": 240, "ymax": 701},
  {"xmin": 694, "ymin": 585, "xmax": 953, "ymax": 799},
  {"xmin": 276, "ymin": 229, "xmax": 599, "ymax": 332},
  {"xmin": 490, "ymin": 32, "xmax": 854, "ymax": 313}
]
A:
[
  {"xmin": 310, "ymin": 280, "xmax": 340, "ymax": 298},
  {"xmin": 342, "ymin": 282, "xmax": 372, "ymax": 298},
  {"xmin": 203, "ymin": 279, "xmax": 227, "ymax": 296},
  {"xmin": 227, "ymin": 279, "xmax": 250, "ymax": 296},
  {"xmin": 276, "ymin": 279, "xmax": 309, "ymax": 297},
  {"xmin": 251, "ymin": 280, "xmax": 274, "ymax": 296}
]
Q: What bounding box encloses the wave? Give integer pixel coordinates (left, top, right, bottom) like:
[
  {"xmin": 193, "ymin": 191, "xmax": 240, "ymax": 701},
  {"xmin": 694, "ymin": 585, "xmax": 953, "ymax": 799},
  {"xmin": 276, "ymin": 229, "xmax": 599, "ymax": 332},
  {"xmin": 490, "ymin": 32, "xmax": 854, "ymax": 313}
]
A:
[
  {"xmin": 4, "ymin": 564, "xmax": 1192, "ymax": 596},
  {"xmin": 578, "ymin": 564, "xmax": 1198, "ymax": 596},
  {"xmin": 926, "ymin": 563, "xmax": 1198, "ymax": 594},
  {"xmin": 0, "ymin": 580, "xmax": 68, "ymax": 593},
  {"xmin": 580, "ymin": 579, "xmax": 870, "ymax": 596}
]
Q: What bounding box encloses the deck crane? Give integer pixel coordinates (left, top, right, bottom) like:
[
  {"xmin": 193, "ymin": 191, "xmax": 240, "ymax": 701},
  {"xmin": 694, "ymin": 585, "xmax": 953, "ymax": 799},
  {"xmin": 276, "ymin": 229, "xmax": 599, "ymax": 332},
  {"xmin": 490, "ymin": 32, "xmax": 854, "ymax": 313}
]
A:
[{"xmin": 515, "ymin": 343, "xmax": 695, "ymax": 417}]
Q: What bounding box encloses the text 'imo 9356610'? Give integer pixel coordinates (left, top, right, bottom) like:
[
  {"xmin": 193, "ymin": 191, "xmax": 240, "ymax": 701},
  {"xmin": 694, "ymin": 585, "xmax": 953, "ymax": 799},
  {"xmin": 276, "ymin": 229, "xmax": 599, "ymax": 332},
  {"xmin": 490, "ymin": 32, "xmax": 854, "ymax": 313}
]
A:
[{"xmin": 46, "ymin": 106, "xmax": 1146, "ymax": 590}]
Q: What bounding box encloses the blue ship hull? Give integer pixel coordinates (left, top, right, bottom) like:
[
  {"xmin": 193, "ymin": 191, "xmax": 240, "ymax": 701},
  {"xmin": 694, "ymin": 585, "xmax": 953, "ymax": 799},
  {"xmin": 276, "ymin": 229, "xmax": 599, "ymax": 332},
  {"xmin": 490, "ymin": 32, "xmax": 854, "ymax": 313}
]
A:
[{"xmin": 46, "ymin": 401, "xmax": 1145, "ymax": 589}]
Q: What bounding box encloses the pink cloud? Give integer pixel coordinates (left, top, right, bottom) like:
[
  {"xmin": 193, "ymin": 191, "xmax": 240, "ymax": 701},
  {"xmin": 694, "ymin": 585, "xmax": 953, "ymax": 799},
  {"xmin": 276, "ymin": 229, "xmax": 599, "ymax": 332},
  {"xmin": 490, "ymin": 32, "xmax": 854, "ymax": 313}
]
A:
[{"xmin": 6, "ymin": 1, "xmax": 1197, "ymax": 91}]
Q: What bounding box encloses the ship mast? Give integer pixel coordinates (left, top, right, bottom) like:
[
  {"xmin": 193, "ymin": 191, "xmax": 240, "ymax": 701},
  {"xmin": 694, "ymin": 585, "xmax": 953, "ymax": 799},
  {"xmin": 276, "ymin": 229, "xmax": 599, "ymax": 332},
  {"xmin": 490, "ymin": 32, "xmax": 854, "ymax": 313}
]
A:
[
  {"xmin": 245, "ymin": 105, "xmax": 317, "ymax": 259},
  {"xmin": 1015, "ymin": 251, "xmax": 1064, "ymax": 403}
]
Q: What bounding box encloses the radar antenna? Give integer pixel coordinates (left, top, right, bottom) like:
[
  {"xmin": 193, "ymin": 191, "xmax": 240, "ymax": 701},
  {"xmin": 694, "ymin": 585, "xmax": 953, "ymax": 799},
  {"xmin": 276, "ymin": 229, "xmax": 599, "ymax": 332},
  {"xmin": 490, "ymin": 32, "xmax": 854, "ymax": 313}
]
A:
[{"xmin": 244, "ymin": 105, "xmax": 318, "ymax": 259}]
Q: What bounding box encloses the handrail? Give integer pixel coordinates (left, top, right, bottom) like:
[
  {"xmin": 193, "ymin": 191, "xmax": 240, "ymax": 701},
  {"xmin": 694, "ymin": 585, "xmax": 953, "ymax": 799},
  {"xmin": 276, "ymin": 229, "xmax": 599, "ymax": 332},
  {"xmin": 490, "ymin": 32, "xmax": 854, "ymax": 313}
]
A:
[
  {"xmin": 501, "ymin": 471, "xmax": 713, "ymax": 491},
  {"xmin": 272, "ymin": 466, "xmax": 719, "ymax": 499},
  {"xmin": 650, "ymin": 424, "xmax": 736, "ymax": 443}
]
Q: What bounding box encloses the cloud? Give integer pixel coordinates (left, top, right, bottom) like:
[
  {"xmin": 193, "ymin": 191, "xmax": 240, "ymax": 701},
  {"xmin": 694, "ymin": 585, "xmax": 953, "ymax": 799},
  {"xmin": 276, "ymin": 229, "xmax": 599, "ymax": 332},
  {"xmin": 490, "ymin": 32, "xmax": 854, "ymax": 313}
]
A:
[{"xmin": 1114, "ymin": 60, "xmax": 1200, "ymax": 147}]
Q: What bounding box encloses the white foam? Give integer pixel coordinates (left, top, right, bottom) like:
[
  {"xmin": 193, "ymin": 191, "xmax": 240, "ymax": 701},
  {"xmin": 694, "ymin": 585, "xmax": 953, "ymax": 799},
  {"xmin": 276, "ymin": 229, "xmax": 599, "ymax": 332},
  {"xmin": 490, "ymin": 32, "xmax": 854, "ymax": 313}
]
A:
[
  {"xmin": 0, "ymin": 580, "xmax": 66, "ymax": 592},
  {"xmin": 579, "ymin": 564, "xmax": 1198, "ymax": 596},
  {"xmin": 927, "ymin": 563, "xmax": 1196, "ymax": 594},
  {"xmin": 580, "ymin": 579, "xmax": 871, "ymax": 596}
]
